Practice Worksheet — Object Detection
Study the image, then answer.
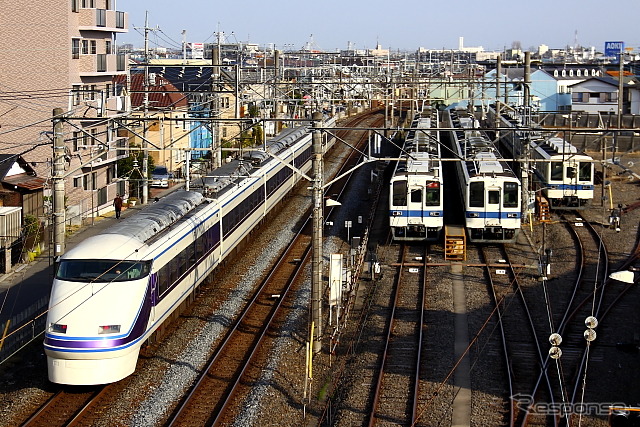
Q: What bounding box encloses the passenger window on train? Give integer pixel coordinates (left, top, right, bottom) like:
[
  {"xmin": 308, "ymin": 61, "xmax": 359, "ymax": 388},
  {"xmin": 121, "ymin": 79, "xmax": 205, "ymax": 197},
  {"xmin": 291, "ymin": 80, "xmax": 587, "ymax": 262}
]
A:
[
  {"xmin": 393, "ymin": 180, "xmax": 408, "ymax": 206},
  {"xmin": 551, "ymin": 162, "xmax": 563, "ymax": 180},
  {"xmin": 488, "ymin": 190, "xmax": 500, "ymax": 205},
  {"xmin": 469, "ymin": 182, "xmax": 484, "ymax": 207},
  {"xmin": 579, "ymin": 162, "xmax": 592, "ymax": 181},
  {"xmin": 425, "ymin": 188, "xmax": 440, "ymax": 206},
  {"xmin": 503, "ymin": 183, "xmax": 518, "ymax": 207}
]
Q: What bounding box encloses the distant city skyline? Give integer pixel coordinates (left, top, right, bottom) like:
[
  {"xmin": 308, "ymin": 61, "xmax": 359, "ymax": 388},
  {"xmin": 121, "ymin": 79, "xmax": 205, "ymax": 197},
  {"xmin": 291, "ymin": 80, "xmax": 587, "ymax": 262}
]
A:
[{"xmin": 118, "ymin": 0, "xmax": 639, "ymax": 52}]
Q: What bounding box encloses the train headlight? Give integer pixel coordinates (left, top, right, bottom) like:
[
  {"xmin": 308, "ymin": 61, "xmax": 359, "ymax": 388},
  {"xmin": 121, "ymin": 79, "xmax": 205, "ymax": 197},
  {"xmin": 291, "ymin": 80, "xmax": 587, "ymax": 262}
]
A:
[
  {"xmin": 429, "ymin": 212, "xmax": 441, "ymax": 217},
  {"xmin": 99, "ymin": 325, "xmax": 121, "ymax": 334},
  {"xmin": 507, "ymin": 213, "xmax": 519, "ymax": 218},
  {"xmin": 50, "ymin": 323, "xmax": 67, "ymax": 334},
  {"xmin": 468, "ymin": 213, "xmax": 479, "ymax": 218}
]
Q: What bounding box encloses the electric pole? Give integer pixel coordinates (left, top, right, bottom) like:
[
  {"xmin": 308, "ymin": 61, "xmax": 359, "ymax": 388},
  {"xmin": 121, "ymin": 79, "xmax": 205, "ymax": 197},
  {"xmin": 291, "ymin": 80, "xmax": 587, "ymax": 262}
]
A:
[
  {"xmin": 311, "ymin": 111, "xmax": 324, "ymax": 354},
  {"xmin": 522, "ymin": 52, "xmax": 531, "ymax": 220},
  {"xmin": 52, "ymin": 108, "xmax": 66, "ymax": 258},
  {"xmin": 141, "ymin": 11, "xmax": 150, "ymax": 205}
]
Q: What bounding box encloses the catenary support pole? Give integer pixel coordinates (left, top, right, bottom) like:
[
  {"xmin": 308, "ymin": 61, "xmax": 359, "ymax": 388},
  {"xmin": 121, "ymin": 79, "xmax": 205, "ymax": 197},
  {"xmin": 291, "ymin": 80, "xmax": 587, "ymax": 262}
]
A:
[
  {"xmin": 52, "ymin": 108, "xmax": 66, "ymax": 258},
  {"xmin": 311, "ymin": 111, "xmax": 324, "ymax": 354},
  {"xmin": 522, "ymin": 52, "xmax": 531, "ymax": 220},
  {"xmin": 142, "ymin": 12, "xmax": 150, "ymax": 205}
]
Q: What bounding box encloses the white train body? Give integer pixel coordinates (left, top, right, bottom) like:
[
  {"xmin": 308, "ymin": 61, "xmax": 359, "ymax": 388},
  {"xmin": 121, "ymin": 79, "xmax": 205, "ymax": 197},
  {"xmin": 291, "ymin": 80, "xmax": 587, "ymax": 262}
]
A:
[
  {"xmin": 389, "ymin": 110, "xmax": 443, "ymax": 241},
  {"xmin": 529, "ymin": 137, "xmax": 594, "ymax": 209},
  {"xmin": 44, "ymin": 119, "xmax": 335, "ymax": 385},
  {"xmin": 490, "ymin": 107, "xmax": 594, "ymax": 209},
  {"xmin": 448, "ymin": 110, "xmax": 521, "ymax": 243}
]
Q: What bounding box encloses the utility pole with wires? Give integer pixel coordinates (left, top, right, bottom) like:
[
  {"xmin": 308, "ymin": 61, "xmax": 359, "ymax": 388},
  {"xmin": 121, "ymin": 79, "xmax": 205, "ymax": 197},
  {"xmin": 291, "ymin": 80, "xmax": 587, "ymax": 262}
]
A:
[
  {"xmin": 140, "ymin": 12, "xmax": 151, "ymax": 205},
  {"xmin": 133, "ymin": 12, "xmax": 159, "ymax": 205},
  {"xmin": 52, "ymin": 108, "xmax": 66, "ymax": 258}
]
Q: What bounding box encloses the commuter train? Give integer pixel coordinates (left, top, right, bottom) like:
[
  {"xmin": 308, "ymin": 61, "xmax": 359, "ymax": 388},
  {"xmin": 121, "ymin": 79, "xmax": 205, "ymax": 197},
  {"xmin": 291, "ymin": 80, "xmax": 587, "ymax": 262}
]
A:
[
  {"xmin": 389, "ymin": 109, "xmax": 443, "ymax": 241},
  {"xmin": 447, "ymin": 109, "xmax": 521, "ymax": 243},
  {"xmin": 528, "ymin": 136, "xmax": 594, "ymax": 209},
  {"xmin": 490, "ymin": 107, "xmax": 594, "ymax": 209},
  {"xmin": 44, "ymin": 118, "xmax": 335, "ymax": 385}
]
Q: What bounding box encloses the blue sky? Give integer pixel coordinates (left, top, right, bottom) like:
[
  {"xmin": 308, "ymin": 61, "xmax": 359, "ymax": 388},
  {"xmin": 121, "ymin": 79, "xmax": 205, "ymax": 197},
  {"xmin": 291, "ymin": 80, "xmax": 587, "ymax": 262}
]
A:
[{"xmin": 118, "ymin": 0, "xmax": 640, "ymax": 52}]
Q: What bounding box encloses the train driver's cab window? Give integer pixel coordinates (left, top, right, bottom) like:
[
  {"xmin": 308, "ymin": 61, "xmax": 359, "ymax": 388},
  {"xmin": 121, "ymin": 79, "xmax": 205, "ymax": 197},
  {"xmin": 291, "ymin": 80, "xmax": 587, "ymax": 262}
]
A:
[
  {"xmin": 488, "ymin": 190, "xmax": 500, "ymax": 205},
  {"xmin": 503, "ymin": 182, "xmax": 518, "ymax": 207},
  {"xmin": 393, "ymin": 180, "xmax": 408, "ymax": 206},
  {"xmin": 425, "ymin": 182, "xmax": 440, "ymax": 206},
  {"xmin": 551, "ymin": 162, "xmax": 563, "ymax": 180},
  {"xmin": 566, "ymin": 166, "xmax": 576, "ymax": 179},
  {"xmin": 56, "ymin": 260, "xmax": 150, "ymax": 282},
  {"xmin": 469, "ymin": 182, "xmax": 484, "ymax": 207},
  {"xmin": 579, "ymin": 162, "xmax": 592, "ymax": 181}
]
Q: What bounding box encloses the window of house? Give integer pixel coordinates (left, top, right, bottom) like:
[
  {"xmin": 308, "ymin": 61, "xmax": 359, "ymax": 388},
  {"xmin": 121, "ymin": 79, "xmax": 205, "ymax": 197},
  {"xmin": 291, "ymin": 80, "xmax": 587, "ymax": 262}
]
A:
[
  {"xmin": 72, "ymin": 39, "xmax": 80, "ymax": 59},
  {"xmin": 96, "ymin": 8, "xmax": 106, "ymax": 26},
  {"xmin": 72, "ymin": 0, "xmax": 80, "ymax": 12},
  {"xmin": 105, "ymin": 40, "xmax": 112, "ymax": 54},
  {"xmin": 577, "ymin": 70, "xmax": 581, "ymax": 77},
  {"xmin": 554, "ymin": 70, "xmax": 559, "ymax": 77},
  {"xmin": 82, "ymin": 0, "xmax": 95, "ymax": 7},
  {"xmin": 83, "ymin": 172, "xmax": 97, "ymax": 190},
  {"xmin": 82, "ymin": 40, "xmax": 89, "ymax": 55},
  {"xmin": 90, "ymin": 40, "xmax": 97, "ymax": 54},
  {"xmin": 107, "ymin": 164, "xmax": 115, "ymax": 183},
  {"xmin": 90, "ymin": 128, "xmax": 98, "ymax": 144},
  {"xmin": 73, "ymin": 131, "xmax": 81, "ymax": 151},
  {"xmin": 562, "ymin": 70, "xmax": 566, "ymax": 77},
  {"xmin": 72, "ymin": 85, "xmax": 81, "ymax": 105},
  {"xmin": 73, "ymin": 177, "xmax": 82, "ymax": 188},
  {"xmin": 106, "ymin": 0, "xmax": 114, "ymax": 10}
]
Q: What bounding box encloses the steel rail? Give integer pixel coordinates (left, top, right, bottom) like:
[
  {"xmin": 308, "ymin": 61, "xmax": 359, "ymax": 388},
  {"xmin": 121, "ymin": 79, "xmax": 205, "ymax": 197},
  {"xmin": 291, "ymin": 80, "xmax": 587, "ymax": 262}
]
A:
[
  {"xmin": 479, "ymin": 245, "xmax": 515, "ymax": 427},
  {"xmin": 367, "ymin": 244, "xmax": 406, "ymax": 426}
]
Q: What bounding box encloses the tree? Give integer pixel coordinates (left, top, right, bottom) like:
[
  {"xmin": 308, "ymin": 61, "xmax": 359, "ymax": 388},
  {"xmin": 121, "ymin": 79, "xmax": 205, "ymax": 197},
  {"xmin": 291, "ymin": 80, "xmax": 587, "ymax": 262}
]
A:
[
  {"xmin": 116, "ymin": 143, "xmax": 155, "ymax": 197},
  {"xmin": 252, "ymin": 124, "xmax": 264, "ymax": 145}
]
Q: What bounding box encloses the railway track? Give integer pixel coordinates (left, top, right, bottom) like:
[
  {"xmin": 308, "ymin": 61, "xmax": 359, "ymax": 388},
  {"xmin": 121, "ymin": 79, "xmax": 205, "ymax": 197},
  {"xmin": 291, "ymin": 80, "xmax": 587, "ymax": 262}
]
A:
[
  {"xmin": 14, "ymin": 111, "xmax": 384, "ymax": 426},
  {"xmin": 511, "ymin": 212, "xmax": 610, "ymax": 426},
  {"xmin": 166, "ymin": 217, "xmax": 312, "ymax": 425},
  {"xmin": 20, "ymin": 386, "xmax": 105, "ymax": 427},
  {"xmin": 368, "ymin": 243, "xmax": 428, "ymax": 426},
  {"xmin": 479, "ymin": 244, "xmax": 555, "ymax": 427},
  {"xmin": 164, "ymin": 111, "xmax": 384, "ymax": 425}
]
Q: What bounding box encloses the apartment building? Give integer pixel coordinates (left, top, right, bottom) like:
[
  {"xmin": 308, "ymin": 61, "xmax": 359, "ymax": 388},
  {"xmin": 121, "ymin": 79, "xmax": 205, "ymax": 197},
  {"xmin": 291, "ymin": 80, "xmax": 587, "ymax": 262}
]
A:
[{"xmin": 0, "ymin": 0, "xmax": 129, "ymax": 226}]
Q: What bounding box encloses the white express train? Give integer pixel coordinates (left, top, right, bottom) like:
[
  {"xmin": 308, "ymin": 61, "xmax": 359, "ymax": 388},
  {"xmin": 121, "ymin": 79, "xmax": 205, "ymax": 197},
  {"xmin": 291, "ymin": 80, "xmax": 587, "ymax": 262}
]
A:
[
  {"xmin": 492, "ymin": 108, "xmax": 594, "ymax": 209},
  {"xmin": 389, "ymin": 110, "xmax": 443, "ymax": 241},
  {"xmin": 44, "ymin": 119, "xmax": 335, "ymax": 385},
  {"xmin": 448, "ymin": 109, "xmax": 521, "ymax": 243}
]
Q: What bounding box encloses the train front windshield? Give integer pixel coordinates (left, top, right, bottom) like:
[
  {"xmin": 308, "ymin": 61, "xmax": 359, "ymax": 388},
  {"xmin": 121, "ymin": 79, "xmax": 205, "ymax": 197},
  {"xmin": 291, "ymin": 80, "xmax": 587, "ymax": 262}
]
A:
[{"xmin": 56, "ymin": 260, "xmax": 152, "ymax": 282}]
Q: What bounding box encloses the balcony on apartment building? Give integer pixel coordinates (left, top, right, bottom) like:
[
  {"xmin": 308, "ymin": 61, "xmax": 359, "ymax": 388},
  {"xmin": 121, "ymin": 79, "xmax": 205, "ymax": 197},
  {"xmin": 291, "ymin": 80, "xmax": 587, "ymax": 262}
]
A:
[
  {"xmin": 83, "ymin": 136, "xmax": 129, "ymax": 167},
  {"xmin": 77, "ymin": 53, "xmax": 128, "ymax": 76},
  {"xmin": 78, "ymin": 8, "xmax": 128, "ymax": 33}
]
